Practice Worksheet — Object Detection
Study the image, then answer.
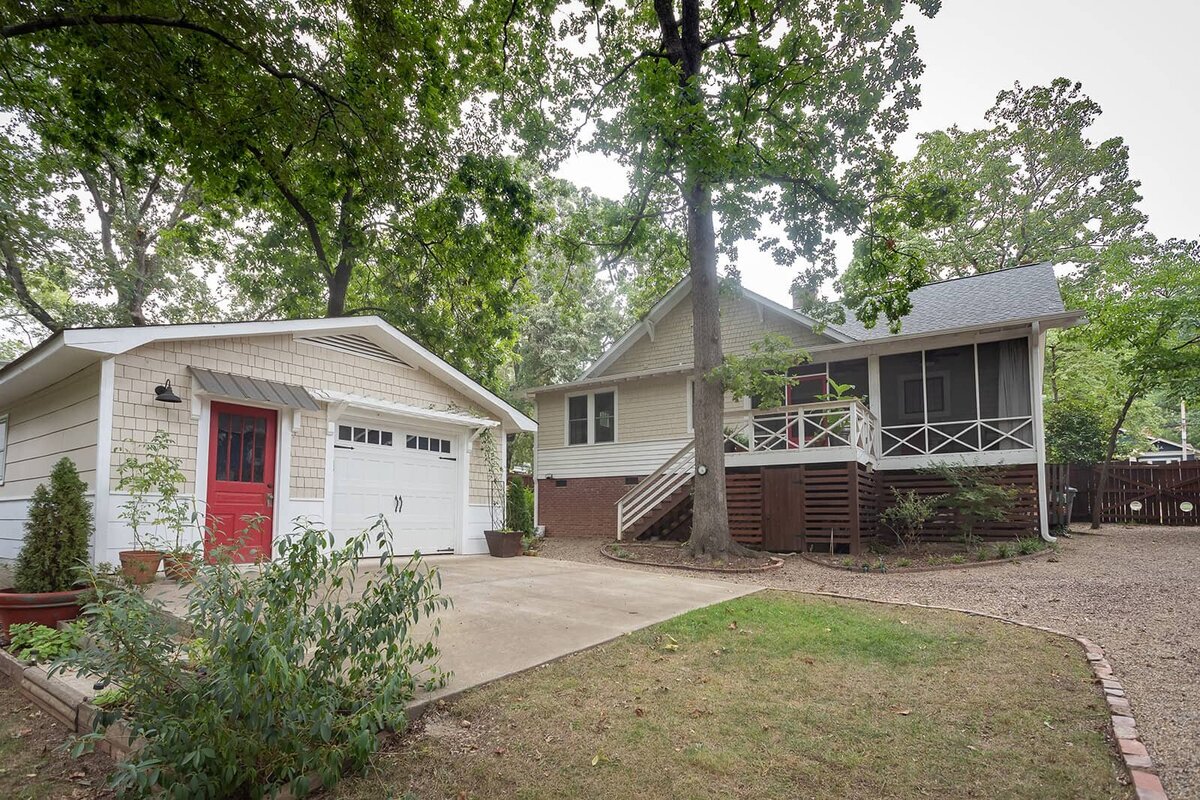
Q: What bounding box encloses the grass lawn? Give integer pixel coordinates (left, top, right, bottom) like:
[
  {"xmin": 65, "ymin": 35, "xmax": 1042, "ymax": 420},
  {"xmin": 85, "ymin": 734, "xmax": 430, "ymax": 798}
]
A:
[{"xmin": 334, "ymin": 590, "xmax": 1131, "ymax": 800}]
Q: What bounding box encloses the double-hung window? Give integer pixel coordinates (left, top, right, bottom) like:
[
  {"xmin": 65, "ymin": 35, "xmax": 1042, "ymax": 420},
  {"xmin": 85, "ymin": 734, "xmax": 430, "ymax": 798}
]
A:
[{"xmin": 566, "ymin": 390, "xmax": 616, "ymax": 445}]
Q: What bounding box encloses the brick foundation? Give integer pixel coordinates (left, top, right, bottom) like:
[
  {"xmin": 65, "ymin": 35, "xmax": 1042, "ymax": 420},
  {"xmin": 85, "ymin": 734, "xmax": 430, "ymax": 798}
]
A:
[{"xmin": 537, "ymin": 476, "xmax": 641, "ymax": 538}]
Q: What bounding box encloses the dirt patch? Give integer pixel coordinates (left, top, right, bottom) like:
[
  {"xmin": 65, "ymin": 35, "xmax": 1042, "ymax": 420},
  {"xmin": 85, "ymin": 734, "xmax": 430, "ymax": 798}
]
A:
[
  {"xmin": 0, "ymin": 675, "xmax": 115, "ymax": 800},
  {"xmin": 602, "ymin": 542, "xmax": 780, "ymax": 572}
]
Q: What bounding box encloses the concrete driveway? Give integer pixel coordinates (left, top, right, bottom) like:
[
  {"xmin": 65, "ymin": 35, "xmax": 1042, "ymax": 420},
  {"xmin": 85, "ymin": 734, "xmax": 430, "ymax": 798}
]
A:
[
  {"xmin": 410, "ymin": 555, "xmax": 755, "ymax": 709},
  {"xmin": 147, "ymin": 555, "xmax": 755, "ymax": 712}
]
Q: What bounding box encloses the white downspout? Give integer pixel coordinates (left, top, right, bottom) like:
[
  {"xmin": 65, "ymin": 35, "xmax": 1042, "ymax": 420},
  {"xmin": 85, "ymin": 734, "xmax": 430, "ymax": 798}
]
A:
[{"xmin": 1030, "ymin": 322, "xmax": 1055, "ymax": 543}]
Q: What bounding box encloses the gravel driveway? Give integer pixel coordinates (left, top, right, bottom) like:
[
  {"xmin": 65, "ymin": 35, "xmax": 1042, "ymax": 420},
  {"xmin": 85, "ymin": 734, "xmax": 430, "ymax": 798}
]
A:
[{"xmin": 540, "ymin": 524, "xmax": 1200, "ymax": 799}]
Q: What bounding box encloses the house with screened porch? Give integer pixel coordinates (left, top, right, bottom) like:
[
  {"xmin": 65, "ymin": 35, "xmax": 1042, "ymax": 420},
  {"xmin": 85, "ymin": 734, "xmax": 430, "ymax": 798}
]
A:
[{"xmin": 528, "ymin": 262, "xmax": 1081, "ymax": 554}]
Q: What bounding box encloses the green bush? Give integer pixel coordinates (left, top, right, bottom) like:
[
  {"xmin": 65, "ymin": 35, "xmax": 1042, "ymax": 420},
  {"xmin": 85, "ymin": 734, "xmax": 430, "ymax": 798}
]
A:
[
  {"xmin": 61, "ymin": 519, "xmax": 451, "ymax": 798},
  {"xmin": 506, "ymin": 478, "xmax": 534, "ymax": 534},
  {"xmin": 878, "ymin": 489, "xmax": 943, "ymax": 552},
  {"xmin": 14, "ymin": 457, "xmax": 93, "ymax": 593},
  {"xmin": 928, "ymin": 463, "xmax": 1019, "ymax": 548},
  {"xmin": 1016, "ymin": 536, "xmax": 1046, "ymax": 555},
  {"xmin": 993, "ymin": 542, "xmax": 1016, "ymax": 560}
]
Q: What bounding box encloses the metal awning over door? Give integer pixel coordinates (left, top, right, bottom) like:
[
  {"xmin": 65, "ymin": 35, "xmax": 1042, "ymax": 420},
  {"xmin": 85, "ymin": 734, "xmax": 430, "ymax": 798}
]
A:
[{"xmin": 189, "ymin": 367, "xmax": 321, "ymax": 411}]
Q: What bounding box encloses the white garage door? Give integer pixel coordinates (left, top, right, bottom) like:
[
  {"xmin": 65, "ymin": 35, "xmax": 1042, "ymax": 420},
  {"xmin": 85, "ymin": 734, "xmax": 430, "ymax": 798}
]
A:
[{"xmin": 331, "ymin": 420, "xmax": 460, "ymax": 556}]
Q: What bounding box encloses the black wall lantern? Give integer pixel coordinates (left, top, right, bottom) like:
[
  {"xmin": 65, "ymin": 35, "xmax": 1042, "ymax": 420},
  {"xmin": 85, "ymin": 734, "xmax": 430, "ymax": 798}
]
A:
[{"xmin": 154, "ymin": 380, "xmax": 182, "ymax": 403}]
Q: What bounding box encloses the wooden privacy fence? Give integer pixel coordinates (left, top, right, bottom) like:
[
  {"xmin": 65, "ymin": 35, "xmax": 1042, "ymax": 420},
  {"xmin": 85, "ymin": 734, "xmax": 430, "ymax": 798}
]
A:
[{"xmin": 1046, "ymin": 462, "xmax": 1200, "ymax": 526}]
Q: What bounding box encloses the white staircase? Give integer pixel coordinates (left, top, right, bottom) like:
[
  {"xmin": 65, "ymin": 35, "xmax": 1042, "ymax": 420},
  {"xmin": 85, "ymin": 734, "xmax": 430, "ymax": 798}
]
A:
[{"xmin": 615, "ymin": 440, "xmax": 695, "ymax": 540}]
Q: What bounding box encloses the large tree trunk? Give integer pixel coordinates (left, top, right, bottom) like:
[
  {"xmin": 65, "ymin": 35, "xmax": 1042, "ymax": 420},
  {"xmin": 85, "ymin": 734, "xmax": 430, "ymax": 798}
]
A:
[
  {"xmin": 1091, "ymin": 387, "xmax": 1139, "ymax": 530},
  {"xmin": 683, "ymin": 182, "xmax": 746, "ymax": 558}
]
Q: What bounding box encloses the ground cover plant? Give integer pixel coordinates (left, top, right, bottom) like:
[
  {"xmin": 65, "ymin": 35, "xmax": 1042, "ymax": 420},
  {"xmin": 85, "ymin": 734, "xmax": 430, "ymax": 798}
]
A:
[{"xmin": 332, "ymin": 591, "xmax": 1129, "ymax": 800}]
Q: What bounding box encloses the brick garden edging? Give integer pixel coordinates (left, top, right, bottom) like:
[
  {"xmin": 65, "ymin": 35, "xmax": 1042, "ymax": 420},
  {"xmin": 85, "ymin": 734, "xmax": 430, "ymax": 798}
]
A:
[{"xmin": 791, "ymin": 588, "xmax": 1168, "ymax": 800}]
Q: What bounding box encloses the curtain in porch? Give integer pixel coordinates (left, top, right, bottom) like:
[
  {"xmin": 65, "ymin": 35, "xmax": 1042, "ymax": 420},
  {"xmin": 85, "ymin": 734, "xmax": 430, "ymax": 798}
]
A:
[{"xmin": 996, "ymin": 339, "xmax": 1031, "ymax": 449}]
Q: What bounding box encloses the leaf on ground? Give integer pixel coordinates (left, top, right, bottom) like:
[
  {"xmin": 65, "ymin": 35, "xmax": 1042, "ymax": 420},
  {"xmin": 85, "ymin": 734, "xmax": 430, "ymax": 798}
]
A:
[
  {"xmin": 591, "ymin": 751, "xmax": 609, "ymax": 766},
  {"xmin": 727, "ymin": 621, "xmax": 738, "ymax": 630},
  {"xmin": 493, "ymin": 746, "xmax": 507, "ymax": 756},
  {"xmin": 660, "ymin": 634, "xmax": 680, "ymax": 652},
  {"xmin": 634, "ymin": 707, "xmax": 645, "ymax": 717},
  {"xmin": 891, "ymin": 707, "xmax": 912, "ymax": 716}
]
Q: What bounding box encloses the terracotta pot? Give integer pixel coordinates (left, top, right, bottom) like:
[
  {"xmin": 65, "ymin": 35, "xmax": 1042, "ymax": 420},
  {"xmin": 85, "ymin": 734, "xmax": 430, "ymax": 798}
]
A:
[
  {"xmin": 483, "ymin": 530, "xmax": 523, "ymax": 558},
  {"xmin": 163, "ymin": 553, "xmax": 197, "ymax": 582},
  {"xmin": 0, "ymin": 587, "xmax": 86, "ymax": 642},
  {"xmin": 118, "ymin": 550, "xmax": 163, "ymax": 585}
]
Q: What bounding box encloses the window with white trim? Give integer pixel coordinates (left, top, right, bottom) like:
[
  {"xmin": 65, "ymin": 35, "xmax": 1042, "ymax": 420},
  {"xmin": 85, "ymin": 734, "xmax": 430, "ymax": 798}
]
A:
[
  {"xmin": 0, "ymin": 414, "xmax": 8, "ymax": 484},
  {"xmin": 566, "ymin": 390, "xmax": 616, "ymax": 445},
  {"xmin": 406, "ymin": 435, "xmax": 451, "ymax": 454}
]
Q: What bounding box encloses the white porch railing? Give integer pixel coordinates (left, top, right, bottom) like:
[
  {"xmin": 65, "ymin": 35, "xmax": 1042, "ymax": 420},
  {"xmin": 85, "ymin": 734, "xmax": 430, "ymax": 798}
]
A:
[
  {"xmin": 615, "ymin": 439, "xmax": 695, "ymax": 540},
  {"xmin": 722, "ymin": 399, "xmax": 878, "ymax": 463},
  {"xmin": 880, "ymin": 415, "xmax": 1034, "ymax": 457}
]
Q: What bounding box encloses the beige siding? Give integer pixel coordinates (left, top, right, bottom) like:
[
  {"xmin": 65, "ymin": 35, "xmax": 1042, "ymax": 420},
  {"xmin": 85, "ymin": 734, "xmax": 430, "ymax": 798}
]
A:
[
  {"xmin": 537, "ymin": 375, "xmax": 688, "ymax": 452},
  {"xmin": 0, "ymin": 365, "xmax": 100, "ymax": 497},
  {"xmin": 597, "ymin": 292, "xmax": 831, "ymax": 377},
  {"xmin": 110, "ymin": 335, "xmax": 495, "ymax": 504}
]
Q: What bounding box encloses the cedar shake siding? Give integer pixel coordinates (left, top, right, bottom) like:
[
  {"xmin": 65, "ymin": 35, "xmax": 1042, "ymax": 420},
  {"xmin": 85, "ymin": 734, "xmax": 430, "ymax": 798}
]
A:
[{"xmin": 111, "ymin": 335, "xmax": 494, "ymax": 504}]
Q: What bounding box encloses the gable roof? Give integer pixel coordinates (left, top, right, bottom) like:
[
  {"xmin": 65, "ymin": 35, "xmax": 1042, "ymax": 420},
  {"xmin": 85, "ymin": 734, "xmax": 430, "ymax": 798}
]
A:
[
  {"xmin": 582, "ymin": 276, "xmax": 852, "ymax": 379},
  {"xmin": 0, "ymin": 317, "xmax": 535, "ymax": 432},
  {"xmin": 829, "ymin": 262, "xmax": 1066, "ymax": 340}
]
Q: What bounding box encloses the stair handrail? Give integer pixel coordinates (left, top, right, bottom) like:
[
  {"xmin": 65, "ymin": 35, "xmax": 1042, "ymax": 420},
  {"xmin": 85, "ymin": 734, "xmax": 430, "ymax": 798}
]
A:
[{"xmin": 616, "ymin": 439, "xmax": 696, "ymax": 539}]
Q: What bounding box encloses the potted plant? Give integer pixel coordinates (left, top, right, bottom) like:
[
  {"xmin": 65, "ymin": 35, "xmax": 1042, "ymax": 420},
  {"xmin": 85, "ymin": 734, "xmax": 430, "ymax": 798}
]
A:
[
  {"xmin": 481, "ymin": 431, "xmax": 523, "ymax": 557},
  {"xmin": 0, "ymin": 457, "xmax": 93, "ymax": 641},
  {"xmin": 116, "ymin": 431, "xmax": 200, "ymax": 584}
]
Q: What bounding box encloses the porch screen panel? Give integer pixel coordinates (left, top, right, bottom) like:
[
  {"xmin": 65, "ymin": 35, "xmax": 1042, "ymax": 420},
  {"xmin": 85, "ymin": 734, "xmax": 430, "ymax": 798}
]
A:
[
  {"xmin": 977, "ymin": 338, "xmax": 1032, "ymax": 450},
  {"xmin": 922, "ymin": 346, "xmax": 977, "ymax": 454},
  {"xmin": 880, "ymin": 352, "xmax": 926, "ymax": 455},
  {"xmin": 828, "ymin": 359, "xmax": 869, "ymax": 401}
]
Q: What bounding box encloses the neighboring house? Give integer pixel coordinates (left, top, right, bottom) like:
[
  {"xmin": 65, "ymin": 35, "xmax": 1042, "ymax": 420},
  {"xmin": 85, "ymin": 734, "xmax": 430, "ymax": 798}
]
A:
[
  {"xmin": 0, "ymin": 318, "xmax": 535, "ymax": 565},
  {"xmin": 1133, "ymin": 436, "xmax": 1196, "ymax": 464},
  {"xmin": 528, "ymin": 263, "xmax": 1082, "ymax": 554}
]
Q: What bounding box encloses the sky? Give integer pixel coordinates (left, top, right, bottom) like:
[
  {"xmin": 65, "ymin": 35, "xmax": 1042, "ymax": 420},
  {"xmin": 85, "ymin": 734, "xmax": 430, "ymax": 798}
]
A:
[{"xmin": 556, "ymin": 0, "xmax": 1200, "ymax": 306}]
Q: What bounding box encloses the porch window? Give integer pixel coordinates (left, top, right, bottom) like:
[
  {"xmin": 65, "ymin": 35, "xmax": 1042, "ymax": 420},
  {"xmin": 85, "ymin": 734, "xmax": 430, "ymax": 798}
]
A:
[
  {"xmin": 880, "ymin": 338, "xmax": 1032, "ymax": 457},
  {"xmin": 566, "ymin": 390, "xmax": 616, "ymax": 445}
]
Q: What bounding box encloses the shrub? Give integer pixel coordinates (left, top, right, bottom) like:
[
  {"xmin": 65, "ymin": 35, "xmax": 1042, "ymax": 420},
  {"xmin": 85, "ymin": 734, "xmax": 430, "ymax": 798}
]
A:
[
  {"xmin": 879, "ymin": 489, "xmax": 943, "ymax": 552},
  {"xmin": 506, "ymin": 478, "xmax": 534, "ymax": 534},
  {"xmin": 14, "ymin": 457, "xmax": 93, "ymax": 593},
  {"xmin": 993, "ymin": 542, "xmax": 1016, "ymax": 560},
  {"xmin": 928, "ymin": 463, "xmax": 1019, "ymax": 548},
  {"xmin": 61, "ymin": 519, "xmax": 451, "ymax": 798},
  {"xmin": 115, "ymin": 431, "xmax": 199, "ymax": 556}
]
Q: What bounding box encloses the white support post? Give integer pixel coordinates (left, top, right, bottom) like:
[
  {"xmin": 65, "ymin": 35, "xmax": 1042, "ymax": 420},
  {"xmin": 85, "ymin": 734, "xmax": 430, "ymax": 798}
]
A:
[
  {"xmin": 867, "ymin": 355, "xmax": 882, "ymax": 462},
  {"xmin": 93, "ymin": 357, "xmax": 116, "ymax": 566},
  {"xmin": 1030, "ymin": 323, "xmax": 1053, "ymax": 541}
]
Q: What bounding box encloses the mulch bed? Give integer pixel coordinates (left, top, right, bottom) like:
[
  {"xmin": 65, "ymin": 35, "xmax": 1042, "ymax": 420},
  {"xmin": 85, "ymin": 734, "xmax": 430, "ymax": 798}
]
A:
[
  {"xmin": 600, "ymin": 542, "xmax": 783, "ymax": 573},
  {"xmin": 803, "ymin": 544, "xmax": 1058, "ymax": 574}
]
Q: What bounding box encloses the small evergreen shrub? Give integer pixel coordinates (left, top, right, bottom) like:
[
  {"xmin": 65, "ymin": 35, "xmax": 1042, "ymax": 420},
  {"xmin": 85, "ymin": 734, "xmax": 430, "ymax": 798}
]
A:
[
  {"xmin": 506, "ymin": 478, "xmax": 534, "ymax": 534},
  {"xmin": 62, "ymin": 519, "xmax": 450, "ymax": 798},
  {"xmin": 13, "ymin": 457, "xmax": 93, "ymax": 593}
]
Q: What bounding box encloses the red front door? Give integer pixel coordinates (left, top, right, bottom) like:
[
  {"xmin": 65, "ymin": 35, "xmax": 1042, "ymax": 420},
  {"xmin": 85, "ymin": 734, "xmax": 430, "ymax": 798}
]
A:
[{"xmin": 206, "ymin": 402, "xmax": 277, "ymax": 562}]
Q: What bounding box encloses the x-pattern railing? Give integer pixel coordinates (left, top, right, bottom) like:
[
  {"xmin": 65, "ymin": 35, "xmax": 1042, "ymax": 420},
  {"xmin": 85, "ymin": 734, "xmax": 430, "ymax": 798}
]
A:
[
  {"xmin": 880, "ymin": 415, "xmax": 1034, "ymax": 457},
  {"xmin": 723, "ymin": 400, "xmax": 877, "ymax": 461}
]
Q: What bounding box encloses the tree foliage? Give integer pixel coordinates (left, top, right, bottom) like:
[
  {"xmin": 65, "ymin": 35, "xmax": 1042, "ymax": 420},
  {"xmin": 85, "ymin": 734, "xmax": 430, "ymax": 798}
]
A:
[
  {"xmin": 1044, "ymin": 398, "xmax": 1109, "ymax": 465},
  {"xmin": 14, "ymin": 457, "xmax": 92, "ymax": 594},
  {"xmin": 850, "ymin": 79, "xmax": 1147, "ymax": 280}
]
